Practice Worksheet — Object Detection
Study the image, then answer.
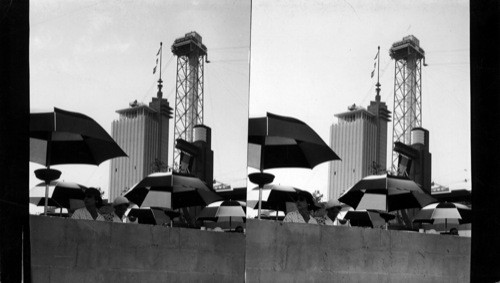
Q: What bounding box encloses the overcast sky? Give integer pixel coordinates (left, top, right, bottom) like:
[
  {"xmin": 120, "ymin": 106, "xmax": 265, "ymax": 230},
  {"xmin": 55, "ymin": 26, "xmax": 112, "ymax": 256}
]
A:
[
  {"xmin": 29, "ymin": 0, "xmax": 251, "ymax": 198},
  {"xmin": 248, "ymin": 0, "xmax": 470, "ymax": 204}
]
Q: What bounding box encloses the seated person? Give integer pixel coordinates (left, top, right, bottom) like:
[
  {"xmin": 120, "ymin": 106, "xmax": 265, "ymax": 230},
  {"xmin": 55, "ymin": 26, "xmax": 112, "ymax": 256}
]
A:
[
  {"xmin": 318, "ymin": 199, "xmax": 350, "ymax": 226},
  {"xmin": 283, "ymin": 191, "xmax": 318, "ymax": 224},
  {"xmin": 71, "ymin": 188, "xmax": 105, "ymax": 221},
  {"xmin": 112, "ymin": 196, "xmax": 135, "ymax": 223}
]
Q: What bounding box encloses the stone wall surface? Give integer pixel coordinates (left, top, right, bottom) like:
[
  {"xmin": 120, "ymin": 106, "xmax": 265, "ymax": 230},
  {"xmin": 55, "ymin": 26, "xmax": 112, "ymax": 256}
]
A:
[
  {"xmin": 30, "ymin": 216, "xmax": 470, "ymax": 282},
  {"xmin": 245, "ymin": 219, "xmax": 471, "ymax": 283},
  {"xmin": 30, "ymin": 215, "xmax": 245, "ymax": 283}
]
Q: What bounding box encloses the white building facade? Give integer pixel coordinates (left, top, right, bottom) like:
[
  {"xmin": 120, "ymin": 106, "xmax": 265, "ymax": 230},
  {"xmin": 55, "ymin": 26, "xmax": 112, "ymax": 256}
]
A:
[{"xmin": 328, "ymin": 96, "xmax": 390, "ymax": 200}]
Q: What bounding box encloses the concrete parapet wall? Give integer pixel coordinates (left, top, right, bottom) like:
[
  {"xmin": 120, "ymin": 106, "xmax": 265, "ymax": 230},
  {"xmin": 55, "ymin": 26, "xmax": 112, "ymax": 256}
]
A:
[
  {"xmin": 30, "ymin": 215, "xmax": 245, "ymax": 283},
  {"xmin": 30, "ymin": 216, "xmax": 470, "ymax": 282},
  {"xmin": 245, "ymin": 219, "xmax": 470, "ymax": 283}
]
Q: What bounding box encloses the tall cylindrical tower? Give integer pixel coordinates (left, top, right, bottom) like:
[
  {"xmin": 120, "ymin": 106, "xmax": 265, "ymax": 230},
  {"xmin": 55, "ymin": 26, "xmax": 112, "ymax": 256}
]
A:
[
  {"xmin": 389, "ymin": 35, "xmax": 425, "ymax": 174},
  {"xmin": 171, "ymin": 31, "xmax": 207, "ymax": 169}
]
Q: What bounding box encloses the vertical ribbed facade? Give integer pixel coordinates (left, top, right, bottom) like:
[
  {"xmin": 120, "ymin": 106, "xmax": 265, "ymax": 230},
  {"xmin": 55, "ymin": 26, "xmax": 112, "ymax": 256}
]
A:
[
  {"xmin": 108, "ymin": 105, "xmax": 166, "ymax": 201},
  {"xmin": 328, "ymin": 103, "xmax": 389, "ymax": 200}
]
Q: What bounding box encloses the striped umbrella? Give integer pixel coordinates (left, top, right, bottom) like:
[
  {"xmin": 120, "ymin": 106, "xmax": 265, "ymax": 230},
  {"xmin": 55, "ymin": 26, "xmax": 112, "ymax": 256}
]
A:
[
  {"xmin": 124, "ymin": 172, "xmax": 222, "ymax": 209},
  {"xmin": 338, "ymin": 174, "xmax": 436, "ymax": 212},
  {"xmin": 413, "ymin": 202, "xmax": 471, "ymax": 229}
]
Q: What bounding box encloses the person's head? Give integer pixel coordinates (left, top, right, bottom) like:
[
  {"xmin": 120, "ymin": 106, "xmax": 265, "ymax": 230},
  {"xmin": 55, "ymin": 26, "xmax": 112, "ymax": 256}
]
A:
[
  {"xmin": 295, "ymin": 191, "xmax": 313, "ymax": 212},
  {"xmin": 235, "ymin": 226, "xmax": 244, "ymax": 233},
  {"xmin": 84, "ymin": 188, "xmax": 103, "ymax": 209},
  {"xmin": 112, "ymin": 196, "xmax": 130, "ymax": 218},
  {"xmin": 325, "ymin": 199, "xmax": 342, "ymax": 220},
  {"xmin": 449, "ymin": 228, "xmax": 459, "ymax": 235}
]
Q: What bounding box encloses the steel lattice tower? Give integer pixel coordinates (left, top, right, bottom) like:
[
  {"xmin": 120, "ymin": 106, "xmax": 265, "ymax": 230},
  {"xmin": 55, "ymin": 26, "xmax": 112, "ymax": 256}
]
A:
[
  {"xmin": 389, "ymin": 35, "xmax": 425, "ymax": 173},
  {"xmin": 171, "ymin": 31, "xmax": 208, "ymax": 169}
]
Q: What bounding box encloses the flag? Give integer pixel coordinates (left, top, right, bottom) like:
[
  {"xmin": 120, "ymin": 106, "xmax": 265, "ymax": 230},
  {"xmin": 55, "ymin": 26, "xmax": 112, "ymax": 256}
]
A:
[
  {"xmin": 371, "ymin": 48, "xmax": 379, "ymax": 78},
  {"xmin": 371, "ymin": 61, "xmax": 377, "ymax": 78},
  {"xmin": 153, "ymin": 44, "xmax": 161, "ymax": 74}
]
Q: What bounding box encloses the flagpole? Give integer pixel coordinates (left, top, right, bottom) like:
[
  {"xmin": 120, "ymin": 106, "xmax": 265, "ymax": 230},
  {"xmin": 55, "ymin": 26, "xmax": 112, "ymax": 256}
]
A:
[
  {"xmin": 156, "ymin": 42, "xmax": 164, "ymax": 169},
  {"xmin": 159, "ymin": 42, "xmax": 163, "ymax": 82},
  {"xmin": 377, "ymin": 46, "xmax": 380, "ymax": 85}
]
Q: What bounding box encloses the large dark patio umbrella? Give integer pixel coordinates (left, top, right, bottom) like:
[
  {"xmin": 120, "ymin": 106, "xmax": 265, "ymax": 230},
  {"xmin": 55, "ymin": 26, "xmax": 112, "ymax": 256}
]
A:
[
  {"xmin": 248, "ymin": 112, "xmax": 340, "ymax": 218},
  {"xmin": 30, "ymin": 107, "xmax": 127, "ymax": 214},
  {"xmin": 248, "ymin": 112, "xmax": 340, "ymax": 171},
  {"xmin": 30, "ymin": 107, "xmax": 127, "ymax": 166},
  {"xmin": 338, "ymin": 174, "xmax": 436, "ymax": 212},
  {"xmin": 124, "ymin": 172, "xmax": 222, "ymax": 209}
]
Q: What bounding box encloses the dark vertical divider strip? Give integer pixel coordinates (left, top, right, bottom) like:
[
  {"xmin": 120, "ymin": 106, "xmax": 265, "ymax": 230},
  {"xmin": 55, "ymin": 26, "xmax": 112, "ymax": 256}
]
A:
[
  {"xmin": 470, "ymin": 1, "xmax": 500, "ymax": 282},
  {"xmin": 0, "ymin": 0, "xmax": 30, "ymax": 281}
]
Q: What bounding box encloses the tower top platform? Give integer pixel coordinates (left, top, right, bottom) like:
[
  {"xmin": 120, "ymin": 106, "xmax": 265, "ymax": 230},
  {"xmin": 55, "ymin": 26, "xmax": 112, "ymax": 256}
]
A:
[
  {"xmin": 171, "ymin": 31, "xmax": 207, "ymax": 57},
  {"xmin": 389, "ymin": 35, "xmax": 425, "ymax": 60}
]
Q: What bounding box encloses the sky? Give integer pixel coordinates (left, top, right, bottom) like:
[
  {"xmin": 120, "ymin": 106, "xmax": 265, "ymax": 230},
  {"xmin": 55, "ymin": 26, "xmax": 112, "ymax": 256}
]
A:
[
  {"xmin": 29, "ymin": 0, "xmax": 251, "ymax": 199},
  {"xmin": 247, "ymin": 0, "xmax": 470, "ymax": 204},
  {"xmin": 29, "ymin": 0, "xmax": 471, "ymax": 207}
]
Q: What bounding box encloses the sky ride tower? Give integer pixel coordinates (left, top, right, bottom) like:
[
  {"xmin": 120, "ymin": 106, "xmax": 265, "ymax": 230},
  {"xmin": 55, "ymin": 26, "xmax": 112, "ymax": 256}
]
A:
[
  {"xmin": 389, "ymin": 35, "xmax": 426, "ymax": 174},
  {"xmin": 171, "ymin": 31, "xmax": 208, "ymax": 170}
]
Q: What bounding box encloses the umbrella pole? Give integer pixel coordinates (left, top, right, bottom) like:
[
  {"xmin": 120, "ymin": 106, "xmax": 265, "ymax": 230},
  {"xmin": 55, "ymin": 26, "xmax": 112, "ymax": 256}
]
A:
[
  {"xmin": 248, "ymin": 171, "xmax": 274, "ymax": 220},
  {"xmin": 258, "ymin": 186, "xmax": 263, "ymax": 220},
  {"xmin": 44, "ymin": 180, "xmax": 49, "ymax": 216},
  {"xmin": 43, "ymin": 136, "xmax": 53, "ymax": 216},
  {"xmin": 384, "ymin": 186, "xmax": 388, "ymax": 230}
]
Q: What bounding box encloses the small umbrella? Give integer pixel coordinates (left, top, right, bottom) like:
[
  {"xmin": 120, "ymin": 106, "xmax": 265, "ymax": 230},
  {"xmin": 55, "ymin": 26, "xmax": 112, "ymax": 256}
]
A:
[
  {"xmin": 413, "ymin": 202, "xmax": 471, "ymax": 229},
  {"xmin": 197, "ymin": 200, "xmax": 246, "ymax": 229},
  {"xmin": 249, "ymin": 185, "xmax": 319, "ymax": 220},
  {"xmin": 258, "ymin": 210, "xmax": 286, "ymax": 221},
  {"xmin": 30, "ymin": 107, "xmax": 127, "ymax": 214},
  {"xmin": 29, "ymin": 181, "xmax": 87, "ymax": 210},
  {"xmin": 338, "ymin": 174, "xmax": 436, "ymax": 212},
  {"xmin": 124, "ymin": 172, "xmax": 222, "ymax": 209},
  {"xmin": 344, "ymin": 209, "xmax": 396, "ymax": 228},
  {"xmin": 250, "ymin": 184, "xmax": 302, "ymax": 213}
]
